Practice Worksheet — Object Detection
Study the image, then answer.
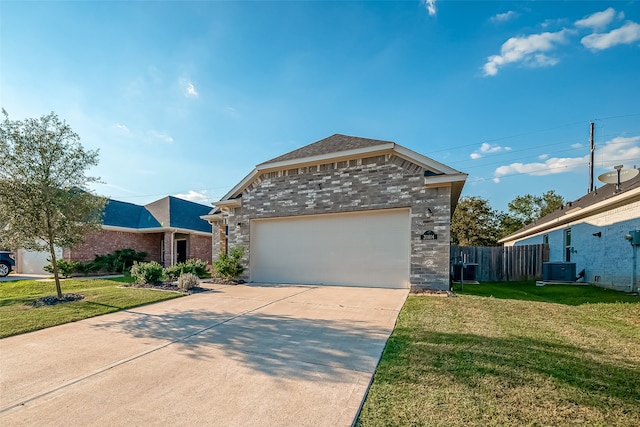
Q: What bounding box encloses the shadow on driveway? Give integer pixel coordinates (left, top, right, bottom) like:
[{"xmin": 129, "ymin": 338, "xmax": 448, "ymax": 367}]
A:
[{"xmin": 91, "ymin": 306, "xmax": 392, "ymax": 380}]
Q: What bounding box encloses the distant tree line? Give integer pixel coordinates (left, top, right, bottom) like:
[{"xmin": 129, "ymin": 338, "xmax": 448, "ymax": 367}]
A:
[{"xmin": 451, "ymin": 190, "xmax": 564, "ymax": 246}]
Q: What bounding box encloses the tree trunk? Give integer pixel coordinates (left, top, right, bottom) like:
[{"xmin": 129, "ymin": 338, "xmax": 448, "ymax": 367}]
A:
[
  {"xmin": 48, "ymin": 240, "xmax": 62, "ymax": 298},
  {"xmin": 45, "ymin": 211, "xmax": 62, "ymax": 299}
]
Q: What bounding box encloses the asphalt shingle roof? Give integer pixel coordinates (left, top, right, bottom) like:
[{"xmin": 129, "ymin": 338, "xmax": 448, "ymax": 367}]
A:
[
  {"xmin": 102, "ymin": 197, "xmax": 211, "ymax": 233},
  {"xmin": 260, "ymin": 134, "xmax": 394, "ymax": 165},
  {"xmin": 502, "ymin": 168, "xmax": 640, "ymax": 240}
]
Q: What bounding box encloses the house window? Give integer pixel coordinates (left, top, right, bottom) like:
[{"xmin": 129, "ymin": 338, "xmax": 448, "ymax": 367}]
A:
[{"xmin": 564, "ymin": 228, "xmax": 571, "ymax": 262}]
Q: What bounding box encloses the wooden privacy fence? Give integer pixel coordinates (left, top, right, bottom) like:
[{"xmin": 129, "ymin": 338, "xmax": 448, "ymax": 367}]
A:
[{"xmin": 450, "ymin": 244, "xmax": 550, "ymax": 282}]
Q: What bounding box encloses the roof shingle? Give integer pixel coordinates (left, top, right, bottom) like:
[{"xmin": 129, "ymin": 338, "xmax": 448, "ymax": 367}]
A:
[
  {"xmin": 502, "ymin": 168, "xmax": 640, "ymax": 240},
  {"xmin": 259, "ymin": 134, "xmax": 394, "ymax": 165}
]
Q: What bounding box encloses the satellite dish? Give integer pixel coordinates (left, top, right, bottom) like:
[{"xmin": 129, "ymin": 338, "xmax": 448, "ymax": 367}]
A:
[{"xmin": 597, "ymin": 168, "xmax": 639, "ymax": 185}]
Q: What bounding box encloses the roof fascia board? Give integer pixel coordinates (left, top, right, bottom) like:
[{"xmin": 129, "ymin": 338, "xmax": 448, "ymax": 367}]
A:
[
  {"xmin": 258, "ymin": 143, "xmax": 395, "ymax": 171},
  {"xmin": 102, "ymin": 225, "xmax": 211, "ymax": 236},
  {"xmin": 214, "ymin": 199, "xmax": 242, "ymax": 209},
  {"xmin": 220, "ymin": 169, "xmax": 259, "ymax": 201},
  {"xmin": 498, "ymin": 186, "xmax": 640, "ymax": 243},
  {"xmin": 200, "ymin": 214, "xmax": 224, "ymax": 223},
  {"xmin": 394, "ymin": 145, "xmax": 460, "ymax": 175},
  {"xmin": 425, "ymin": 173, "xmax": 468, "ymax": 187}
]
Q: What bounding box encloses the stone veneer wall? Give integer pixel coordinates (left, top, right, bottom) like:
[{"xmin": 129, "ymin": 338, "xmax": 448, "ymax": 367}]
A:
[{"xmin": 213, "ymin": 153, "xmax": 452, "ymax": 290}]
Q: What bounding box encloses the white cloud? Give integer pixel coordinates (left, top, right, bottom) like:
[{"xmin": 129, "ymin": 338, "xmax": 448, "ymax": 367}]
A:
[
  {"xmin": 185, "ymin": 82, "xmax": 199, "ymax": 97},
  {"xmin": 493, "ymin": 135, "xmax": 640, "ymax": 179},
  {"xmin": 571, "ymin": 143, "xmax": 583, "ymax": 149},
  {"xmin": 575, "ymin": 8, "xmax": 616, "ymax": 30},
  {"xmin": 491, "ymin": 11, "xmax": 518, "ymax": 23},
  {"xmin": 538, "ymin": 154, "xmax": 549, "ymax": 160},
  {"xmin": 581, "ymin": 21, "xmax": 640, "ymax": 50},
  {"xmin": 483, "ymin": 30, "xmax": 569, "ymax": 76},
  {"xmin": 174, "ymin": 190, "xmax": 209, "ymax": 205},
  {"xmin": 422, "ymin": 0, "xmax": 436, "ymax": 16},
  {"xmin": 470, "ymin": 142, "xmax": 512, "ymax": 159},
  {"xmin": 148, "ymin": 130, "xmax": 174, "ymax": 143},
  {"xmin": 114, "ymin": 123, "xmax": 130, "ymax": 134}
]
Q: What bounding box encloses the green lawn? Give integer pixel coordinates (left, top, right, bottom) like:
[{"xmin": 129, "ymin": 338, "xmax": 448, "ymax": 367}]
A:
[
  {"xmin": 357, "ymin": 282, "xmax": 640, "ymax": 426},
  {"xmin": 0, "ymin": 277, "xmax": 182, "ymax": 338}
]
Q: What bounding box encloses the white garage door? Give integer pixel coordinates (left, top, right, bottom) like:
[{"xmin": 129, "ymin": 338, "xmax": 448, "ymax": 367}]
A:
[{"xmin": 250, "ymin": 208, "xmax": 410, "ymax": 288}]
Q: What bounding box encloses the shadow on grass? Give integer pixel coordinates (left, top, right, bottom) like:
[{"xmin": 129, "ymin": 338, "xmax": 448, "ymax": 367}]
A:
[
  {"xmin": 381, "ymin": 330, "xmax": 640, "ymax": 410},
  {"xmin": 453, "ymin": 281, "xmax": 639, "ymax": 306},
  {"xmin": 90, "ymin": 306, "xmax": 390, "ymax": 382}
]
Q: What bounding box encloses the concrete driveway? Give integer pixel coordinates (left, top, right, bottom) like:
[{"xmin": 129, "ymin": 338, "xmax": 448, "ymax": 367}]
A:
[{"xmin": 0, "ymin": 283, "xmax": 408, "ymax": 426}]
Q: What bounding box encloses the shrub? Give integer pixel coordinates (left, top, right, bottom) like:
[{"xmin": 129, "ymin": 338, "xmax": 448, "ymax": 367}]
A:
[
  {"xmin": 213, "ymin": 247, "xmax": 245, "ymax": 279},
  {"xmin": 74, "ymin": 261, "xmax": 100, "ymax": 275},
  {"xmin": 43, "ymin": 259, "xmax": 80, "ymax": 278},
  {"xmin": 92, "ymin": 249, "xmax": 147, "ymax": 273},
  {"xmin": 164, "ymin": 258, "xmax": 209, "ymax": 281},
  {"xmin": 177, "ymin": 273, "xmax": 199, "ymax": 291},
  {"xmin": 130, "ymin": 261, "xmax": 164, "ymax": 284},
  {"xmin": 184, "ymin": 258, "xmax": 209, "ymax": 277},
  {"xmin": 163, "ymin": 264, "xmax": 183, "ymax": 282}
]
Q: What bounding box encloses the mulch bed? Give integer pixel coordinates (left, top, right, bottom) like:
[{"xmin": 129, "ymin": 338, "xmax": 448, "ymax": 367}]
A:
[
  {"xmin": 32, "ymin": 293, "xmax": 85, "ymax": 307},
  {"xmin": 122, "ymin": 278, "xmax": 246, "ymax": 293},
  {"xmin": 121, "ymin": 283, "xmax": 209, "ymax": 294}
]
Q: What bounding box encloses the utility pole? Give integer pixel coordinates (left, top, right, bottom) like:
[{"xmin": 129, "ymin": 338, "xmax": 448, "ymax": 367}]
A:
[{"xmin": 588, "ymin": 121, "xmax": 595, "ymax": 193}]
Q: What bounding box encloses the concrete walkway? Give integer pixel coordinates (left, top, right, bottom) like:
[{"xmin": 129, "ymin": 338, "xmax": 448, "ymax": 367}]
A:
[{"xmin": 0, "ymin": 283, "xmax": 408, "ymax": 426}]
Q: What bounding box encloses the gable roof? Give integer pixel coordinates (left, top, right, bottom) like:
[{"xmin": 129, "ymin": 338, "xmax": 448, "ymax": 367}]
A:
[
  {"xmin": 500, "ymin": 168, "xmax": 640, "ymax": 243},
  {"xmin": 206, "ymin": 134, "xmax": 467, "ymax": 218},
  {"xmin": 260, "ymin": 134, "xmax": 394, "ymax": 165},
  {"xmin": 104, "ymin": 196, "xmax": 212, "ymax": 234}
]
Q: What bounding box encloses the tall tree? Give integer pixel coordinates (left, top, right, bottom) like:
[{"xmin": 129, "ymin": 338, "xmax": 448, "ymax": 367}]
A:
[
  {"xmin": 0, "ymin": 111, "xmax": 106, "ymax": 298},
  {"xmin": 501, "ymin": 190, "xmax": 565, "ymax": 237},
  {"xmin": 451, "ymin": 196, "xmax": 501, "ymax": 246}
]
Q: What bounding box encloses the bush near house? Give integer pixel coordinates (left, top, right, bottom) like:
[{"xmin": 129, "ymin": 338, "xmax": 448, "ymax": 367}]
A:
[
  {"xmin": 164, "ymin": 258, "xmax": 209, "ymax": 281},
  {"xmin": 177, "ymin": 273, "xmax": 199, "ymax": 291},
  {"xmin": 213, "ymin": 246, "xmax": 245, "ymax": 280},
  {"xmin": 130, "ymin": 261, "xmax": 164, "ymax": 284},
  {"xmin": 44, "ymin": 248, "xmax": 148, "ymax": 276},
  {"xmin": 43, "ymin": 260, "xmax": 80, "ymax": 278},
  {"xmin": 90, "ymin": 248, "xmax": 148, "ymax": 273}
]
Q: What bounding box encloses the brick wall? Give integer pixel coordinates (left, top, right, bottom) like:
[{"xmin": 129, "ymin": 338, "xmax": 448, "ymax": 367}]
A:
[
  {"xmin": 188, "ymin": 234, "xmax": 213, "ymax": 265},
  {"xmin": 66, "ymin": 230, "xmax": 164, "ymax": 263},
  {"xmin": 213, "ymin": 153, "xmax": 452, "ymax": 290}
]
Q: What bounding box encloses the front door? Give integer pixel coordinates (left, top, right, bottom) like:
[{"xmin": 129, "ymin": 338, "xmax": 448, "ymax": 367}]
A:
[{"xmin": 176, "ymin": 239, "xmax": 187, "ymax": 263}]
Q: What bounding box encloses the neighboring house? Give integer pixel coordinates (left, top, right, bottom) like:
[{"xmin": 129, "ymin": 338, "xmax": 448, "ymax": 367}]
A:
[
  {"xmin": 500, "ymin": 169, "xmax": 640, "ymax": 291},
  {"xmin": 15, "ymin": 196, "xmax": 212, "ymax": 274},
  {"xmin": 202, "ymin": 134, "xmax": 467, "ymax": 290}
]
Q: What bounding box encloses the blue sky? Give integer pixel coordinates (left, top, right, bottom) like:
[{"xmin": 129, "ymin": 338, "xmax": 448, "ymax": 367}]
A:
[{"xmin": 2, "ymin": 1, "xmax": 639, "ymax": 212}]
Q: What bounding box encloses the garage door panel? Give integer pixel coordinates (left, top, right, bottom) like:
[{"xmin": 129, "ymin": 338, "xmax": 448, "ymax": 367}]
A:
[{"xmin": 250, "ymin": 209, "xmax": 410, "ymax": 288}]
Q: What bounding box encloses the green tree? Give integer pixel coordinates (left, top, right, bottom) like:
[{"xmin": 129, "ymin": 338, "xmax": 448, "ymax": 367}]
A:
[
  {"xmin": 451, "ymin": 196, "xmax": 501, "ymax": 246},
  {"xmin": 0, "ymin": 111, "xmax": 106, "ymax": 298},
  {"xmin": 500, "ymin": 190, "xmax": 565, "ymax": 237}
]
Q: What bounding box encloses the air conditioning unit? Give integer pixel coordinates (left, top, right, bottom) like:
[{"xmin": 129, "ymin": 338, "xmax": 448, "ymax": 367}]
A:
[{"xmin": 542, "ymin": 262, "xmax": 577, "ymax": 282}]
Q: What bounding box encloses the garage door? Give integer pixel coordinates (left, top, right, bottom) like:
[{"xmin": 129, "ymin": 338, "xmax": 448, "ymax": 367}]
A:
[
  {"xmin": 17, "ymin": 248, "xmax": 62, "ymax": 275},
  {"xmin": 250, "ymin": 208, "xmax": 410, "ymax": 288}
]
